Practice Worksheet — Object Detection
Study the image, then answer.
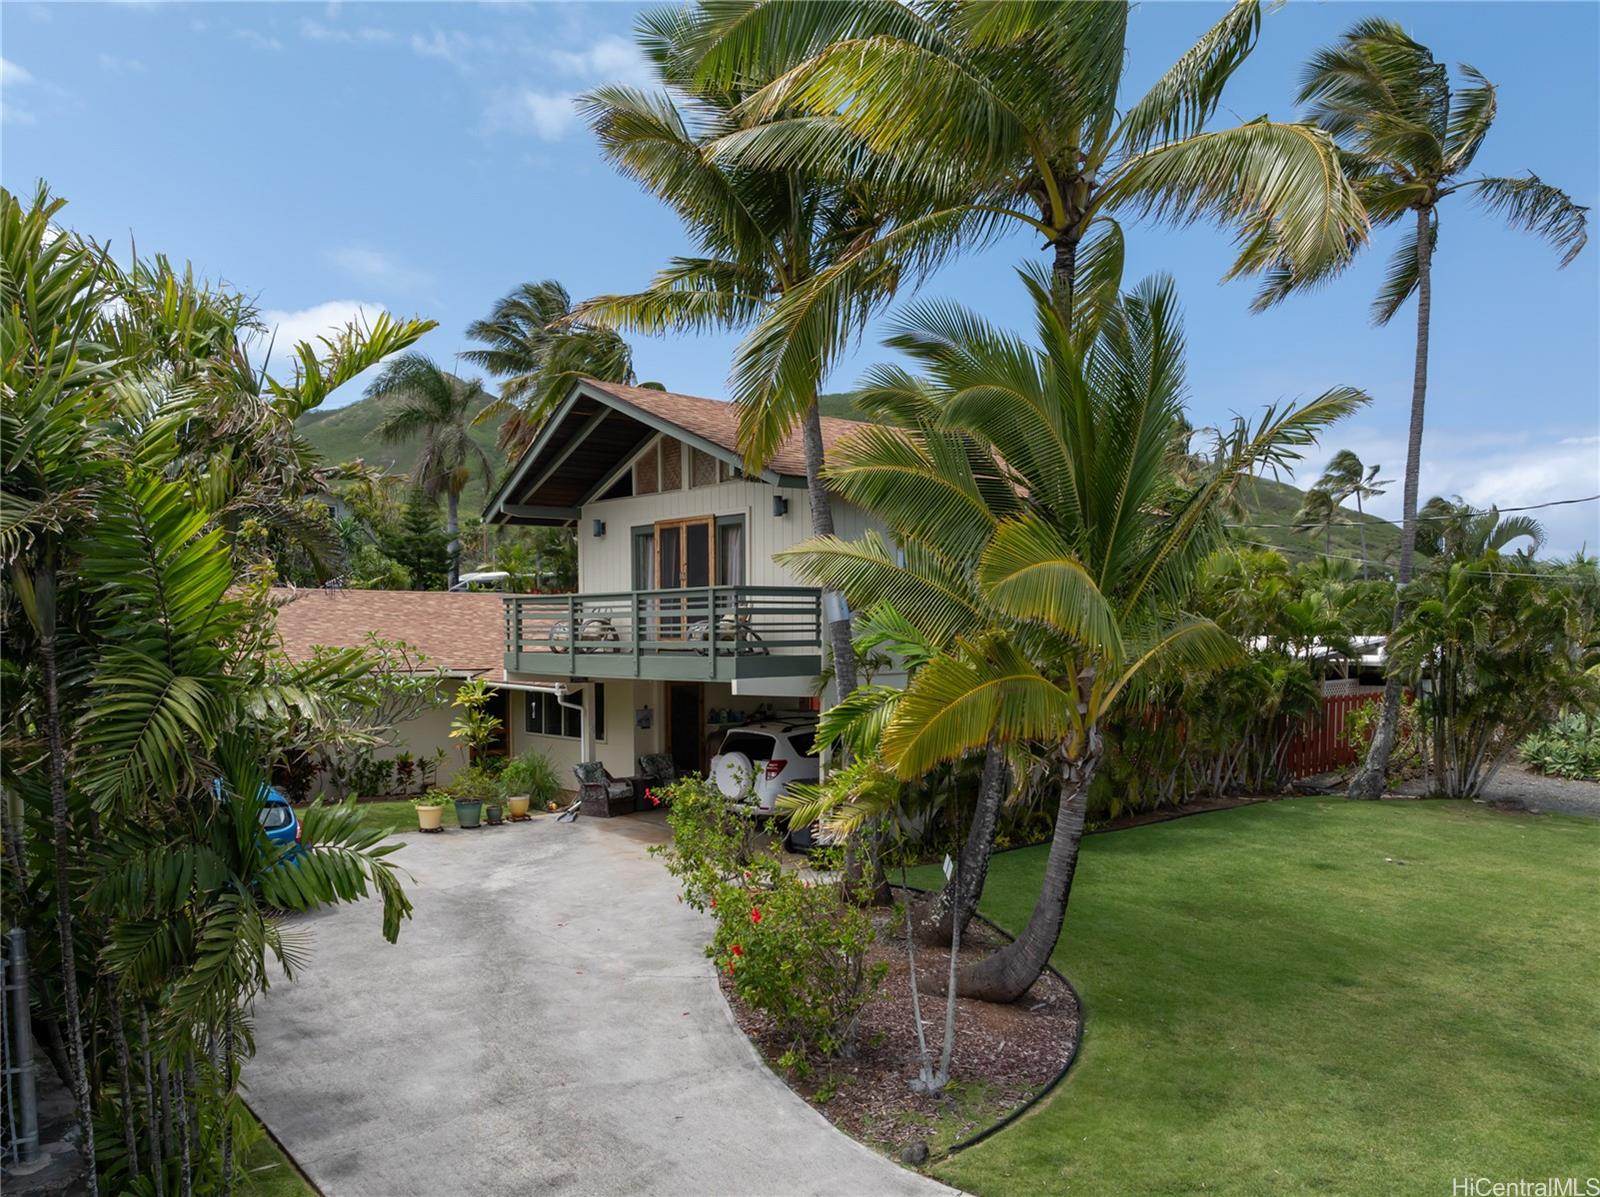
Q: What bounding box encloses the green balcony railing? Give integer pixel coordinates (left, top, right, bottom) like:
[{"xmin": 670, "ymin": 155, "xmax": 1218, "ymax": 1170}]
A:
[{"xmin": 503, "ymin": 586, "xmax": 824, "ymax": 682}]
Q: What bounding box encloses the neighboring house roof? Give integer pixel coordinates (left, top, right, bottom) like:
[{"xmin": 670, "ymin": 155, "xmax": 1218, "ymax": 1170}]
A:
[
  {"xmin": 483, "ymin": 377, "xmax": 874, "ymax": 526},
  {"xmin": 269, "ymin": 587, "xmax": 507, "ymax": 676}
]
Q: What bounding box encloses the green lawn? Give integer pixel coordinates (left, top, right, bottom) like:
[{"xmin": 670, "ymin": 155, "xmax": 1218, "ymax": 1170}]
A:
[
  {"xmin": 356, "ymin": 798, "xmax": 458, "ymax": 835},
  {"xmin": 918, "ymin": 798, "xmax": 1599, "ymax": 1195},
  {"xmin": 240, "ymin": 1110, "xmax": 315, "ymax": 1196}
]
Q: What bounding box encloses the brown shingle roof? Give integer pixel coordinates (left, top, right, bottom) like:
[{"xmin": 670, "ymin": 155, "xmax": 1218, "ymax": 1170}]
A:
[
  {"xmin": 269, "ymin": 588, "xmax": 506, "ymax": 675},
  {"xmin": 579, "ymin": 379, "xmax": 872, "ymax": 478}
]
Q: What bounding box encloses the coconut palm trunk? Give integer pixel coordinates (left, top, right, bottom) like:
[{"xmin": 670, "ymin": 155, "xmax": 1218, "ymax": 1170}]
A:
[
  {"xmin": 801, "ymin": 401, "xmax": 857, "ymax": 699},
  {"xmin": 960, "ymin": 738, "xmax": 1099, "ymax": 1003},
  {"xmin": 918, "ymin": 741, "xmax": 1008, "ymax": 947},
  {"xmin": 446, "ymin": 487, "xmax": 462, "ymax": 590},
  {"xmin": 1351, "ymin": 206, "xmax": 1433, "ymax": 799}
]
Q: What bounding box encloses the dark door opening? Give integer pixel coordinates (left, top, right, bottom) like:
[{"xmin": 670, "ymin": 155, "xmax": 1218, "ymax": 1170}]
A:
[{"xmin": 667, "ymin": 683, "xmax": 703, "ymax": 775}]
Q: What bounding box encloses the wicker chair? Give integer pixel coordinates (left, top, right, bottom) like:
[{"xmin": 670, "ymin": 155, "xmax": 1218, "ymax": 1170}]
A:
[
  {"xmin": 637, "ymin": 753, "xmax": 677, "ymax": 798},
  {"xmin": 573, "ymin": 761, "xmax": 634, "ymax": 818}
]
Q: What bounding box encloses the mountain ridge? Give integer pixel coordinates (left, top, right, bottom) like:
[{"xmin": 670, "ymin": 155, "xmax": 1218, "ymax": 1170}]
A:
[{"xmin": 298, "ymin": 389, "xmax": 1400, "ymax": 562}]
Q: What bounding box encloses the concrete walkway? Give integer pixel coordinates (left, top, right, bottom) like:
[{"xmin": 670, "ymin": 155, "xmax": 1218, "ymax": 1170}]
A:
[{"xmin": 246, "ymin": 814, "xmax": 952, "ymax": 1197}]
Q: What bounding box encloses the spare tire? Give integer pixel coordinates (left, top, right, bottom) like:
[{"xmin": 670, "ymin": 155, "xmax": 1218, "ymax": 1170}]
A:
[{"xmin": 712, "ymin": 752, "xmax": 754, "ymax": 800}]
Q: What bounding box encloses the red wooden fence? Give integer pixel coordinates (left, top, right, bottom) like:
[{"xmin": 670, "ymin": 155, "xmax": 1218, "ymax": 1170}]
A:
[{"xmin": 1284, "ymin": 692, "xmax": 1381, "ymax": 778}]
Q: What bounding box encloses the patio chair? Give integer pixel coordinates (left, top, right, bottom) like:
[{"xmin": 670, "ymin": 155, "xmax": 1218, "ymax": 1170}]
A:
[
  {"xmin": 637, "ymin": 753, "xmax": 677, "ymax": 796},
  {"xmin": 687, "ymin": 613, "xmax": 768, "ymax": 656},
  {"xmin": 573, "ymin": 760, "xmax": 634, "ymax": 818}
]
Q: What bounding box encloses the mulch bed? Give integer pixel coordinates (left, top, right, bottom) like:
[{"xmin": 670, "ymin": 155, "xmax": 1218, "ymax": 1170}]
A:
[{"xmin": 720, "ymin": 890, "xmax": 1079, "ymax": 1159}]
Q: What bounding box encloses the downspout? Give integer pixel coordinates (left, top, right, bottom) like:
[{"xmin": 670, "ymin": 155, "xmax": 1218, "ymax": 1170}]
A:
[{"xmin": 489, "ymin": 680, "xmax": 593, "ymax": 762}]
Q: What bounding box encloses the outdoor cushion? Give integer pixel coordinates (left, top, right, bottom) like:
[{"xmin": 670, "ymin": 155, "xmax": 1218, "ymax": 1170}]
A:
[{"xmin": 638, "ymin": 753, "xmax": 677, "ymax": 783}]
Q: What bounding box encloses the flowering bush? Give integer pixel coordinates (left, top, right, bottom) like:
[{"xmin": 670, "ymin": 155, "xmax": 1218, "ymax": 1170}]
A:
[{"xmin": 652, "ymin": 777, "xmax": 885, "ymax": 1071}]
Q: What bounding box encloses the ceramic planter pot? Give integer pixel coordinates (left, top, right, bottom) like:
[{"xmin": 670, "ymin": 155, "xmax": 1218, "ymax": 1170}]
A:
[
  {"xmin": 416, "ymin": 805, "xmax": 444, "ymax": 832},
  {"xmin": 485, "ymin": 802, "xmax": 504, "ymax": 826},
  {"xmin": 454, "ymin": 799, "xmax": 483, "ymax": 829},
  {"xmin": 507, "ymin": 795, "xmax": 531, "ymax": 818}
]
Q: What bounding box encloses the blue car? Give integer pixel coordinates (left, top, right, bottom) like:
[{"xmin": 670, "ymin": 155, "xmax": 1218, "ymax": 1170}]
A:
[{"xmin": 213, "ymin": 780, "xmax": 301, "ymax": 854}]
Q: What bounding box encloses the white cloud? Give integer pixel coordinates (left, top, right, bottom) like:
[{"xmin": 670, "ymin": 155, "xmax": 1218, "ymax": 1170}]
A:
[
  {"xmin": 249, "ymin": 299, "xmax": 385, "ymax": 365},
  {"xmin": 300, "ymin": 18, "xmax": 394, "ymax": 46},
  {"xmin": 547, "ymin": 35, "xmax": 655, "ymax": 88},
  {"xmin": 2, "ymin": 57, "xmax": 37, "ymax": 125},
  {"xmin": 97, "ymin": 53, "xmax": 146, "ymax": 73},
  {"xmin": 230, "ymin": 28, "xmax": 282, "ymax": 52},
  {"xmin": 409, "ymin": 28, "xmax": 486, "ymax": 66},
  {"xmin": 249, "ymin": 300, "xmax": 397, "ymax": 407},
  {"xmin": 325, "ymin": 246, "xmax": 430, "ymax": 292},
  {"xmin": 484, "ymin": 88, "xmax": 579, "ymax": 141}
]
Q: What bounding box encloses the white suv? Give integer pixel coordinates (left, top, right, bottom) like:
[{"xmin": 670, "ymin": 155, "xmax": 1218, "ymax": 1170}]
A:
[{"xmin": 710, "ymin": 720, "xmax": 820, "ymax": 829}]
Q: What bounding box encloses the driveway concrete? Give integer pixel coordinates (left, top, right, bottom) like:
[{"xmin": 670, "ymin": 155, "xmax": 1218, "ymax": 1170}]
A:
[{"xmin": 246, "ymin": 814, "xmax": 952, "ymax": 1197}]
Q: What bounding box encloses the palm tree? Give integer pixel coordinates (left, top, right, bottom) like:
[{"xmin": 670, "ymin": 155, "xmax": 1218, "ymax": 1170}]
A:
[
  {"xmin": 1274, "ymin": 20, "xmax": 1587, "ymax": 798},
  {"xmin": 682, "ymin": 0, "xmax": 1367, "ymax": 376},
  {"xmin": 367, "ymin": 353, "xmax": 495, "ymax": 588},
  {"xmin": 785, "ymin": 271, "xmax": 1365, "ymax": 1000},
  {"xmin": 575, "ymin": 18, "xmax": 939, "ymax": 702},
  {"xmin": 1315, "ymin": 450, "xmax": 1390, "ymax": 576},
  {"xmin": 1294, "ymin": 485, "xmax": 1345, "ymax": 559},
  {"xmin": 1414, "ymin": 496, "xmax": 1544, "ymax": 562},
  {"xmin": 462, "ymin": 279, "xmax": 639, "ymax": 453}
]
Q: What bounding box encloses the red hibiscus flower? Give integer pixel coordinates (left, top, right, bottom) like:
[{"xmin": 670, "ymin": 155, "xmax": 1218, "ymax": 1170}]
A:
[
  {"xmin": 731, "ymin": 943, "xmax": 744, "ymax": 957},
  {"xmin": 750, "ymin": 906, "xmax": 762, "ymax": 925}
]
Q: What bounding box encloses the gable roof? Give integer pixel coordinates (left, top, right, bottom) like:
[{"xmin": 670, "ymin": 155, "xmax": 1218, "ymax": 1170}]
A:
[
  {"xmin": 482, "ymin": 378, "xmax": 874, "ymax": 526},
  {"xmin": 269, "ymin": 588, "xmax": 506, "ymax": 676}
]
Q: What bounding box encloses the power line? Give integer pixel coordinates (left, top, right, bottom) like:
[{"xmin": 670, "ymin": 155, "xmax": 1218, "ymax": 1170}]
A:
[
  {"xmin": 1229, "ymin": 536, "xmax": 1596, "ymax": 582},
  {"xmin": 1227, "ymin": 492, "xmax": 1600, "ymax": 531}
]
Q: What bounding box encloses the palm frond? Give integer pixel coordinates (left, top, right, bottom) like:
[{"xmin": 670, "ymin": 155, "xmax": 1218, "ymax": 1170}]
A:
[{"xmin": 1462, "ymin": 174, "xmax": 1588, "ymax": 267}]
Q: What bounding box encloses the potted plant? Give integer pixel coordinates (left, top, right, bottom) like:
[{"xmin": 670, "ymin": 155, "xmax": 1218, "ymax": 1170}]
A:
[
  {"xmin": 413, "ymin": 787, "xmax": 450, "ymax": 833},
  {"xmin": 449, "ymin": 766, "xmax": 496, "ymax": 830},
  {"xmin": 499, "ymin": 750, "xmax": 560, "ymax": 821}
]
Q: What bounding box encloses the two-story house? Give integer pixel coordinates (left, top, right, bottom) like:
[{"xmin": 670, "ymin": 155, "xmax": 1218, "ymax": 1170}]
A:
[{"xmin": 480, "ymin": 378, "xmax": 883, "ymax": 784}]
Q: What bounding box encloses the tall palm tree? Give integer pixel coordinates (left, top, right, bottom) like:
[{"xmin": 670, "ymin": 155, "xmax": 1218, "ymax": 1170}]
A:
[
  {"xmin": 367, "ymin": 354, "xmax": 494, "ymax": 588},
  {"xmin": 575, "ymin": 14, "xmax": 940, "ymax": 701},
  {"xmin": 681, "ymin": 0, "xmax": 1367, "ymax": 395},
  {"xmin": 785, "ymin": 271, "xmax": 1365, "ymax": 1000},
  {"xmin": 462, "ymin": 279, "xmax": 639, "ymax": 453},
  {"xmin": 1275, "ymin": 20, "xmax": 1588, "ymax": 798}
]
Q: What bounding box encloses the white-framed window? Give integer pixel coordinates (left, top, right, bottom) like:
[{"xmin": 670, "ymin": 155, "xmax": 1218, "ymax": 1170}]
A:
[{"xmin": 524, "ymin": 686, "xmax": 605, "ymax": 740}]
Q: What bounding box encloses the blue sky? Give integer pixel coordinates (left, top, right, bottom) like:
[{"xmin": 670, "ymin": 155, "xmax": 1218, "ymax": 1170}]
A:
[{"xmin": 3, "ymin": 1, "xmax": 1597, "ymax": 550}]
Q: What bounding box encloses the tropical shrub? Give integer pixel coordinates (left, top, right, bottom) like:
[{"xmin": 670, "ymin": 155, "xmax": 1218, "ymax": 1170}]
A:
[
  {"xmin": 1519, "ymin": 713, "xmax": 1600, "ymax": 781},
  {"xmin": 1, "ymin": 182, "xmax": 428, "ymax": 1196},
  {"xmin": 1389, "ymin": 556, "xmax": 1600, "ymax": 798},
  {"xmin": 499, "ymin": 749, "xmax": 562, "ymax": 804},
  {"xmin": 1345, "ymin": 692, "xmax": 1425, "ymax": 778},
  {"xmin": 654, "ymin": 778, "xmax": 884, "ymax": 1070},
  {"xmin": 449, "ymin": 676, "xmax": 504, "ymax": 764},
  {"xmin": 348, "ymin": 755, "xmax": 395, "ymax": 798}
]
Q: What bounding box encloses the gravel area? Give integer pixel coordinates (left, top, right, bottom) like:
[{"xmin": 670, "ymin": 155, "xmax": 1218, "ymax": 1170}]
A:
[{"xmin": 1397, "ymin": 762, "xmax": 1600, "ymax": 819}]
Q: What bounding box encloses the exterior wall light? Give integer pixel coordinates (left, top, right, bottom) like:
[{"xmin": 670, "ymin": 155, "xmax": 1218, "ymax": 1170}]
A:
[
  {"xmin": 772, "ymin": 495, "xmax": 789, "ymax": 517},
  {"xmin": 592, "ymin": 519, "xmax": 606, "ymax": 538}
]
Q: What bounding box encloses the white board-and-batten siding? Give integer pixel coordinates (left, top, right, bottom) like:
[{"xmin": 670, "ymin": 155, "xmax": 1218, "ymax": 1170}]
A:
[{"xmin": 575, "ymin": 432, "xmax": 882, "ymax": 593}]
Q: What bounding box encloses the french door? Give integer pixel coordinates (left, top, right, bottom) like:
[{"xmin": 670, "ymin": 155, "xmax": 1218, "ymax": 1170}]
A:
[{"xmin": 655, "ymin": 517, "xmax": 714, "ymax": 638}]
